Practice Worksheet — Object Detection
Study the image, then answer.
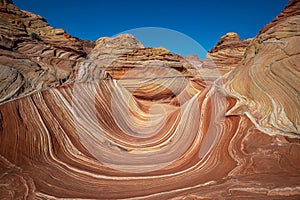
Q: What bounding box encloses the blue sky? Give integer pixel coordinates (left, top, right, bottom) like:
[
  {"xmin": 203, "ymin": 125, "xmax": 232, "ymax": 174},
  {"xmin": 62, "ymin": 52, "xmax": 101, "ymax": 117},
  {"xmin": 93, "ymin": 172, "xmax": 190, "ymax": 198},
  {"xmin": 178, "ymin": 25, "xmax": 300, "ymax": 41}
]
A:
[{"xmin": 14, "ymin": 0, "xmax": 289, "ymax": 58}]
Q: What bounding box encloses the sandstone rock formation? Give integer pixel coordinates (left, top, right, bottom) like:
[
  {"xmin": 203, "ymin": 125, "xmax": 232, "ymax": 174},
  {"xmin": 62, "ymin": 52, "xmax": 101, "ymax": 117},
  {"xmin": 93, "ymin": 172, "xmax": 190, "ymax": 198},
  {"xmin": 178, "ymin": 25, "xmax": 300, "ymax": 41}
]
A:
[
  {"xmin": 184, "ymin": 32, "xmax": 252, "ymax": 79},
  {"xmin": 208, "ymin": 32, "xmax": 251, "ymax": 65},
  {"xmin": 0, "ymin": 0, "xmax": 94, "ymax": 103},
  {"xmin": 225, "ymin": 0, "xmax": 300, "ymax": 137},
  {"xmin": 0, "ymin": 0, "xmax": 12, "ymax": 9},
  {"xmin": 206, "ymin": 32, "xmax": 252, "ymax": 70},
  {"xmin": 0, "ymin": 0, "xmax": 299, "ymax": 199},
  {"xmin": 77, "ymin": 34, "xmax": 144, "ymax": 82},
  {"xmin": 185, "ymin": 54, "xmax": 203, "ymax": 68}
]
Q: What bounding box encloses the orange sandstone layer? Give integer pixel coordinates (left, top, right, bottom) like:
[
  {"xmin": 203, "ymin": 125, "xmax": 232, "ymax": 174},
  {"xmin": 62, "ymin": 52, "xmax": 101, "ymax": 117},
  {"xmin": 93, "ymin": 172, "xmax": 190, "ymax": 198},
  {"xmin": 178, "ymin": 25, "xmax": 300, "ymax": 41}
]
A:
[
  {"xmin": 225, "ymin": 0, "xmax": 300, "ymax": 137},
  {"xmin": 1, "ymin": 79, "xmax": 299, "ymax": 199},
  {"xmin": 0, "ymin": 0, "xmax": 299, "ymax": 199}
]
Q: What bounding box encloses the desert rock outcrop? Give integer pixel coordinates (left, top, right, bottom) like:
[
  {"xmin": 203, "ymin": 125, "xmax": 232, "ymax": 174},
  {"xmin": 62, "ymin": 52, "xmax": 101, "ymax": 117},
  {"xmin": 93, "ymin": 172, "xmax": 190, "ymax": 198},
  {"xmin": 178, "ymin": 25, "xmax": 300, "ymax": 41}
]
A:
[
  {"xmin": 0, "ymin": 1, "xmax": 94, "ymax": 103},
  {"xmin": 0, "ymin": 0, "xmax": 299, "ymax": 199}
]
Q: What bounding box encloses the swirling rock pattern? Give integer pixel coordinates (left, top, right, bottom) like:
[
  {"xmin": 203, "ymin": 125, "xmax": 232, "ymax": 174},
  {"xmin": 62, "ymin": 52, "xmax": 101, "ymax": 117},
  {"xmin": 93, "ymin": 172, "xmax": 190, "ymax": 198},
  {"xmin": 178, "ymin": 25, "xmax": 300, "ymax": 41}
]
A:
[
  {"xmin": 225, "ymin": 0, "xmax": 300, "ymax": 137},
  {"xmin": 0, "ymin": 0, "xmax": 94, "ymax": 103},
  {"xmin": 0, "ymin": 0, "xmax": 300, "ymax": 199}
]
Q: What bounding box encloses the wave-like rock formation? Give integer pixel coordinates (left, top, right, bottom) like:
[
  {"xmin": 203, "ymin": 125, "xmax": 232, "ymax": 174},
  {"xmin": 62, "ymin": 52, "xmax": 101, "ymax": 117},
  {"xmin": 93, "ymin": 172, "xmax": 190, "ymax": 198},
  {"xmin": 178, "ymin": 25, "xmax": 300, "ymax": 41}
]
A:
[
  {"xmin": 0, "ymin": 0, "xmax": 94, "ymax": 103},
  {"xmin": 225, "ymin": 0, "xmax": 300, "ymax": 137},
  {"xmin": 0, "ymin": 0, "xmax": 299, "ymax": 199}
]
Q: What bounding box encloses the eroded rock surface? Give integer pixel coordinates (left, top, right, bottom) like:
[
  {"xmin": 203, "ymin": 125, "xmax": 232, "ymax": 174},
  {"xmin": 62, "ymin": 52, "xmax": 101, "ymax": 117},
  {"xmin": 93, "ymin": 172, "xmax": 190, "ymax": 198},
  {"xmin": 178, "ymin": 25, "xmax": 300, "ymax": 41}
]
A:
[
  {"xmin": 0, "ymin": 1, "xmax": 94, "ymax": 103},
  {"xmin": 0, "ymin": 0, "xmax": 299, "ymax": 199},
  {"xmin": 207, "ymin": 32, "xmax": 252, "ymax": 70},
  {"xmin": 225, "ymin": 0, "xmax": 300, "ymax": 137}
]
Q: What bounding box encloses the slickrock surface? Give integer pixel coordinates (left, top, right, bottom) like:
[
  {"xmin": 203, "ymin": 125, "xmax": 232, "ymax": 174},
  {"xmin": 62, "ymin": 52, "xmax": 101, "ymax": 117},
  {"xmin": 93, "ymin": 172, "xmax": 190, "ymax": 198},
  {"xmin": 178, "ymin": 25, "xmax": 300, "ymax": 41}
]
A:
[
  {"xmin": 105, "ymin": 48, "xmax": 197, "ymax": 103},
  {"xmin": 185, "ymin": 33, "xmax": 252, "ymax": 79},
  {"xmin": 77, "ymin": 34, "xmax": 144, "ymax": 82},
  {"xmin": 0, "ymin": 0, "xmax": 94, "ymax": 103},
  {"xmin": 0, "ymin": 0, "xmax": 300, "ymax": 199},
  {"xmin": 225, "ymin": 0, "xmax": 300, "ymax": 137},
  {"xmin": 106, "ymin": 47, "xmax": 192, "ymax": 79},
  {"xmin": 207, "ymin": 32, "xmax": 252, "ymax": 70}
]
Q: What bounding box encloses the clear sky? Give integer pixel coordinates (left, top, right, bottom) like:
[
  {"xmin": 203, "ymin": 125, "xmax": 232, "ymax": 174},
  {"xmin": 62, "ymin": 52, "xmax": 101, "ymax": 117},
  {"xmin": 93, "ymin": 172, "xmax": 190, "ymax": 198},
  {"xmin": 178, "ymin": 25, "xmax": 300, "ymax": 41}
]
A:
[{"xmin": 14, "ymin": 0, "xmax": 289, "ymax": 58}]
